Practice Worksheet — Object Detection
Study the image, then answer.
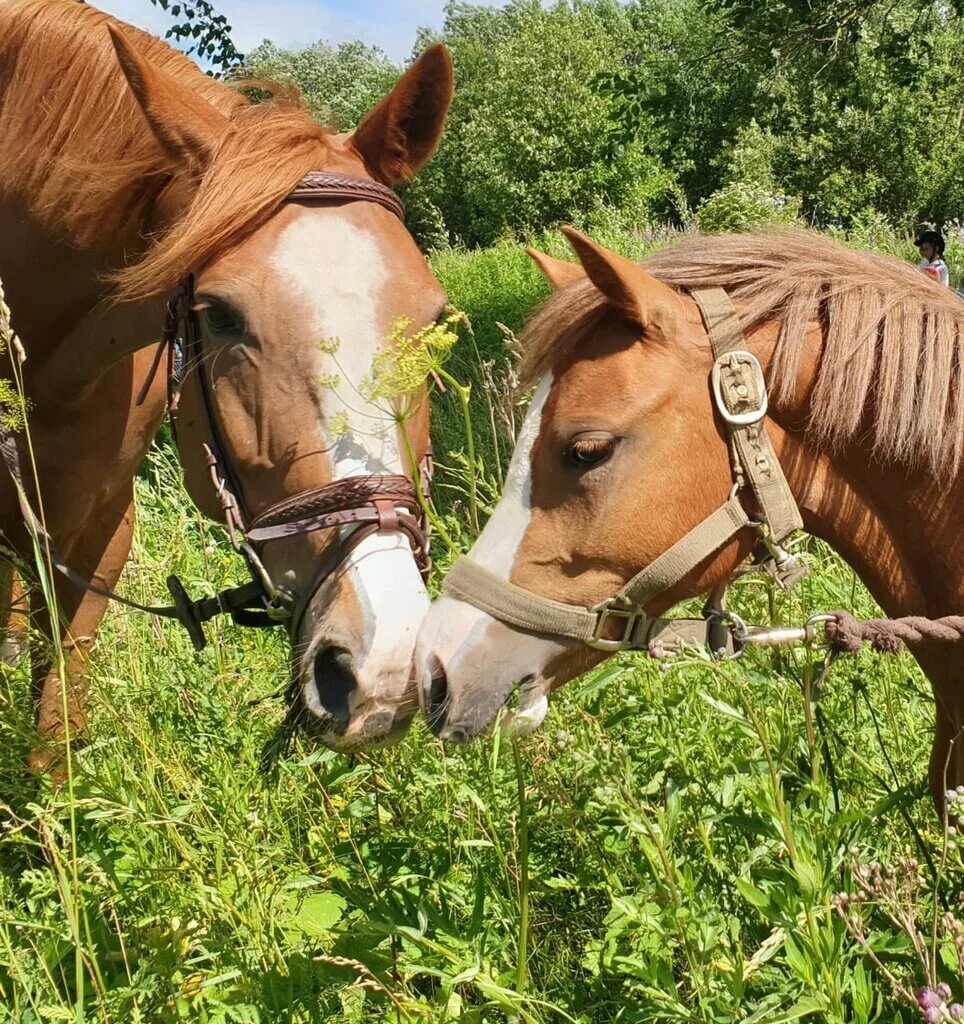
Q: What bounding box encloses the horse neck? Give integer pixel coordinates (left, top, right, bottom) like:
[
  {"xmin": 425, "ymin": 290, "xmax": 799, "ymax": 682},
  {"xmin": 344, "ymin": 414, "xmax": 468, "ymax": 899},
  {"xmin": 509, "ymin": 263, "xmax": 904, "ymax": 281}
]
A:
[
  {"xmin": 0, "ymin": 191, "xmax": 165, "ymax": 400},
  {"xmin": 759, "ymin": 319, "xmax": 964, "ymax": 618}
]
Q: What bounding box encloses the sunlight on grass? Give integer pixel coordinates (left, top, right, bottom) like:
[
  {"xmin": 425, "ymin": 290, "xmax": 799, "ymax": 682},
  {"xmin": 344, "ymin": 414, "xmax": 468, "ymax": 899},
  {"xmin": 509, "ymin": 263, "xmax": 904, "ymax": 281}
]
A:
[{"xmin": 0, "ymin": 236, "xmax": 949, "ymax": 1023}]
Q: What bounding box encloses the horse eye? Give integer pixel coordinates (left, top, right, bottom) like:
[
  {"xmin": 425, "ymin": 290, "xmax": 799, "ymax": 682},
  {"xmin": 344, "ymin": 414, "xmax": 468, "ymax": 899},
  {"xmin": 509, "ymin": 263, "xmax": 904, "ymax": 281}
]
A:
[
  {"xmin": 203, "ymin": 304, "xmax": 246, "ymax": 336},
  {"xmin": 565, "ymin": 432, "xmax": 617, "ymax": 467}
]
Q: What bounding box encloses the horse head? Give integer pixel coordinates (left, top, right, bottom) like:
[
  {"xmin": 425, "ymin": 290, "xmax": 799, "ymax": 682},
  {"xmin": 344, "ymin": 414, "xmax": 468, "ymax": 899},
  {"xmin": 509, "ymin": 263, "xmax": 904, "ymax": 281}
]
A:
[
  {"xmin": 415, "ymin": 229, "xmax": 759, "ymax": 741},
  {"xmin": 111, "ymin": 30, "xmax": 452, "ymax": 751}
]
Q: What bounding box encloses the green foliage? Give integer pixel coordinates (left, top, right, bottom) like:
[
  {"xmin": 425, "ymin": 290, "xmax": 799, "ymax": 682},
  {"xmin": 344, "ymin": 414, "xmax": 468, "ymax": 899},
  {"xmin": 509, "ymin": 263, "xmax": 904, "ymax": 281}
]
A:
[
  {"xmin": 237, "ymin": 0, "xmax": 964, "ymax": 239},
  {"xmin": 248, "ymin": 0, "xmax": 678, "ymax": 248},
  {"xmin": 148, "ymin": 0, "xmax": 241, "ymax": 75},
  {"xmin": 420, "ymin": 0, "xmax": 675, "ymax": 246},
  {"xmin": 604, "ymin": 0, "xmax": 964, "ymax": 229},
  {"xmin": 696, "ymin": 121, "xmax": 801, "ymax": 232},
  {"xmin": 697, "ymin": 182, "xmax": 801, "ymax": 233},
  {"xmin": 244, "ymin": 39, "xmax": 399, "ymax": 130}
]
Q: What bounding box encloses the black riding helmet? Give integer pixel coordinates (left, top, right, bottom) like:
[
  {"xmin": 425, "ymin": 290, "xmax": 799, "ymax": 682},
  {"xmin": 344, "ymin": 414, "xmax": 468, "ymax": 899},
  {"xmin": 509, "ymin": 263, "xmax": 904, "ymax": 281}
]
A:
[{"xmin": 915, "ymin": 226, "xmax": 946, "ymax": 256}]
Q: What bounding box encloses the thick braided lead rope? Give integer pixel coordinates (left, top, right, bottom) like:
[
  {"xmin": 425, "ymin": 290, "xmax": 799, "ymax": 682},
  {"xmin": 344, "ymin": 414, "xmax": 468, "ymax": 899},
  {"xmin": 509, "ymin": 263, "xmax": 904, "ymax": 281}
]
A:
[{"xmin": 827, "ymin": 611, "xmax": 964, "ymax": 654}]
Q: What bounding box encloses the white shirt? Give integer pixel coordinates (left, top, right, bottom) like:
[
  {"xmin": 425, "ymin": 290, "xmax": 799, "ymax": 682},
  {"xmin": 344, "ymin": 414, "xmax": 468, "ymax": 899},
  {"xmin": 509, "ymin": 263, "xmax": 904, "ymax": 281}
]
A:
[{"xmin": 919, "ymin": 258, "xmax": 950, "ymax": 286}]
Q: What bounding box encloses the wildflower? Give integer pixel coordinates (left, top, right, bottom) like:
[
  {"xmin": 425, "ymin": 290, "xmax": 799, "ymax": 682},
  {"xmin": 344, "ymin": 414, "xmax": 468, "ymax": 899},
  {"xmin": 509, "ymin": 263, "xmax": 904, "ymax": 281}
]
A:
[
  {"xmin": 328, "ymin": 411, "xmax": 350, "ymax": 438},
  {"xmin": 318, "ymin": 373, "xmax": 341, "ymax": 391},
  {"xmin": 832, "ymin": 892, "xmax": 850, "ymax": 912},
  {"xmin": 0, "ymin": 379, "xmax": 27, "ymax": 432},
  {"xmin": 358, "ymin": 312, "xmax": 465, "ymax": 404},
  {"xmin": 917, "ymin": 986, "xmax": 956, "ymax": 1023},
  {"xmin": 317, "ymin": 336, "xmax": 341, "ymax": 355}
]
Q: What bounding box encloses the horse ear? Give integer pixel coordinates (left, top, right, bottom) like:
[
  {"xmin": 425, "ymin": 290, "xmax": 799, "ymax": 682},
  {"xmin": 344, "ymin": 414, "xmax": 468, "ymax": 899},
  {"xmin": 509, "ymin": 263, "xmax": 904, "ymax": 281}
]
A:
[
  {"xmin": 351, "ymin": 44, "xmax": 453, "ymax": 184},
  {"xmin": 109, "ymin": 25, "xmax": 228, "ymax": 178},
  {"xmin": 561, "ymin": 226, "xmax": 684, "ymax": 334},
  {"xmin": 525, "ymin": 247, "xmax": 585, "ymax": 290}
]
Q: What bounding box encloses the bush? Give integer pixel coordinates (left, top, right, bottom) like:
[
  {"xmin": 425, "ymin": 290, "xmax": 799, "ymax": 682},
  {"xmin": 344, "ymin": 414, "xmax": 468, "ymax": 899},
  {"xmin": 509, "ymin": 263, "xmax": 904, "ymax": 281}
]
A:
[{"xmin": 697, "ymin": 181, "xmax": 801, "ymax": 233}]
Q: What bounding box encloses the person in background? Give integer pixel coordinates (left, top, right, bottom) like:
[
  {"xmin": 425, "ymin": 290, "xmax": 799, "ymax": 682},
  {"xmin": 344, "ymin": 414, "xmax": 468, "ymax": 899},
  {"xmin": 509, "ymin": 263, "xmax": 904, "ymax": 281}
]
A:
[{"xmin": 915, "ymin": 226, "xmax": 949, "ymax": 285}]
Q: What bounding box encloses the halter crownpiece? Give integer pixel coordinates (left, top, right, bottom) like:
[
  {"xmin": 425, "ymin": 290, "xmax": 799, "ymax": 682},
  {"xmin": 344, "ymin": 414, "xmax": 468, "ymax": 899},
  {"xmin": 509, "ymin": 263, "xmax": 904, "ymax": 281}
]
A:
[{"xmin": 444, "ymin": 287, "xmax": 809, "ymax": 657}]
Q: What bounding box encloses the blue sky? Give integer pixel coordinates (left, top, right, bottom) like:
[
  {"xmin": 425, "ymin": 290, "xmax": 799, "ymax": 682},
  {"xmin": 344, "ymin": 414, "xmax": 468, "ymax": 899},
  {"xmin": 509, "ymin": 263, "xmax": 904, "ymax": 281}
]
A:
[{"xmin": 93, "ymin": 0, "xmax": 446, "ymax": 62}]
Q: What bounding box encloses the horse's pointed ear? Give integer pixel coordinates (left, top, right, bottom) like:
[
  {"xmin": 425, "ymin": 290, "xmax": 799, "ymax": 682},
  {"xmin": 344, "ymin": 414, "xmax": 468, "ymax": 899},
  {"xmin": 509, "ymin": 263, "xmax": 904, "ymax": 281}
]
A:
[
  {"xmin": 109, "ymin": 25, "xmax": 228, "ymax": 178},
  {"xmin": 351, "ymin": 44, "xmax": 453, "ymax": 184},
  {"xmin": 561, "ymin": 226, "xmax": 683, "ymax": 333},
  {"xmin": 525, "ymin": 247, "xmax": 585, "ymax": 290}
]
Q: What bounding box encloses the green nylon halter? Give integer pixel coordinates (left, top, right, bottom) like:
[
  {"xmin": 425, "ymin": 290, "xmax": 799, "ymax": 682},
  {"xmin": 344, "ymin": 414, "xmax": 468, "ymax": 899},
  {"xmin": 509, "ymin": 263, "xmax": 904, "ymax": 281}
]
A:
[{"xmin": 442, "ymin": 286, "xmax": 808, "ymax": 655}]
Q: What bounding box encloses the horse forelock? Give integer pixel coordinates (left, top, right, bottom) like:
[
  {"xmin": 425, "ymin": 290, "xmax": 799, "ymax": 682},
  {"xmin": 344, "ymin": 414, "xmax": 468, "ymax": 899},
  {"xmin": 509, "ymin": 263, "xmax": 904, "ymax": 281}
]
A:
[
  {"xmin": 520, "ymin": 228, "xmax": 964, "ymax": 479},
  {"xmin": 0, "ymin": 0, "xmax": 334, "ymax": 301}
]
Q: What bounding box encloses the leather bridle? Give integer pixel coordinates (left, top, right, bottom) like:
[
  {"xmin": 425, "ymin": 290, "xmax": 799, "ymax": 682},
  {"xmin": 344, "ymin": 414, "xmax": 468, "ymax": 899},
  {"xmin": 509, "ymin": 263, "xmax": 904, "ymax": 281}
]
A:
[
  {"xmin": 442, "ymin": 287, "xmax": 809, "ymax": 659},
  {"xmin": 2, "ymin": 172, "xmax": 432, "ymax": 652}
]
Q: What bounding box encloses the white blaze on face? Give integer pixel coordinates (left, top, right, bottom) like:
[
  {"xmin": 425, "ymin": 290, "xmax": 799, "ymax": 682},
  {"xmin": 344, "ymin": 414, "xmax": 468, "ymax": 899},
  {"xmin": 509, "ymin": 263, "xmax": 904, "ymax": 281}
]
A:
[
  {"xmin": 471, "ymin": 374, "xmax": 551, "ymax": 578},
  {"xmin": 418, "ymin": 376, "xmax": 562, "ymax": 734},
  {"xmin": 271, "ymin": 210, "xmax": 429, "ymax": 665},
  {"xmin": 271, "ymin": 212, "xmax": 399, "ymax": 477}
]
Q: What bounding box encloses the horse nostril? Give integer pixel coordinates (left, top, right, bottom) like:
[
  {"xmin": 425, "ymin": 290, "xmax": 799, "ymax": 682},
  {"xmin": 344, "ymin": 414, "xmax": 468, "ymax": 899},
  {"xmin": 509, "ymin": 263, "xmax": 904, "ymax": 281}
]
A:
[
  {"xmin": 312, "ymin": 647, "xmax": 357, "ymax": 732},
  {"xmin": 425, "ymin": 654, "xmax": 449, "ymax": 734}
]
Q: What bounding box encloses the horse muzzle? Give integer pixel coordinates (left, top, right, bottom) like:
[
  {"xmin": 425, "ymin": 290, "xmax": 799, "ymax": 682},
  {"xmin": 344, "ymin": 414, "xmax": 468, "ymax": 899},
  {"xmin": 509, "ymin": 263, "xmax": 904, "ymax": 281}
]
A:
[{"xmin": 295, "ymin": 529, "xmax": 430, "ymax": 751}]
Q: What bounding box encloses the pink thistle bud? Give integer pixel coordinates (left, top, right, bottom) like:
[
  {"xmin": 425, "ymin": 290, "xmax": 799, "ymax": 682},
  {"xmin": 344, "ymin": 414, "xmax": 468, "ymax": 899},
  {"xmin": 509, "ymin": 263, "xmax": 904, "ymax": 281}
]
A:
[{"xmin": 919, "ymin": 987, "xmax": 943, "ymax": 1010}]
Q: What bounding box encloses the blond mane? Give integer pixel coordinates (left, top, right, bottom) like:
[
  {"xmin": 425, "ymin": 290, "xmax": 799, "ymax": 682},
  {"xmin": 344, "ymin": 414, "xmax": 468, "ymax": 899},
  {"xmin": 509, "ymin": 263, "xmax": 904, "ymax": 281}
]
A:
[
  {"xmin": 0, "ymin": 0, "xmax": 332, "ymax": 299},
  {"xmin": 521, "ymin": 229, "xmax": 964, "ymax": 477}
]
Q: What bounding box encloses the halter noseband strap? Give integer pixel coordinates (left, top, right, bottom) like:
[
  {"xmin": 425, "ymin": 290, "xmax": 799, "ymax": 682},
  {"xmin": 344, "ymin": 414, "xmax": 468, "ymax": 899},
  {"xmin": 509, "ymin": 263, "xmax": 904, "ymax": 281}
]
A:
[{"xmin": 443, "ymin": 287, "xmax": 808, "ymax": 657}]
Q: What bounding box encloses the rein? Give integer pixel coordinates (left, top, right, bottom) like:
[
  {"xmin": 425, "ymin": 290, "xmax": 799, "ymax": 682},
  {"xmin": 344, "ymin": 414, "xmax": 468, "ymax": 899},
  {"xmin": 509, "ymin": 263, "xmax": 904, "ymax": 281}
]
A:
[
  {"xmin": 2, "ymin": 172, "xmax": 431, "ymax": 652},
  {"xmin": 444, "ymin": 287, "xmax": 811, "ymax": 659}
]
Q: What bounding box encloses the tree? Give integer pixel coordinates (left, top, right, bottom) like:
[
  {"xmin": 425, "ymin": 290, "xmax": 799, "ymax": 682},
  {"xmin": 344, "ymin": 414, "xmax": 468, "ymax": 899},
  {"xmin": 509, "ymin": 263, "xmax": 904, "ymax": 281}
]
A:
[
  {"xmin": 602, "ymin": 0, "xmax": 964, "ymax": 228},
  {"xmin": 247, "ymin": 0, "xmax": 679, "ymax": 247},
  {"xmin": 147, "ymin": 0, "xmax": 242, "ymax": 75},
  {"xmin": 244, "ymin": 39, "xmax": 400, "ymax": 130},
  {"xmin": 422, "ymin": 0, "xmax": 679, "ymax": 245}
]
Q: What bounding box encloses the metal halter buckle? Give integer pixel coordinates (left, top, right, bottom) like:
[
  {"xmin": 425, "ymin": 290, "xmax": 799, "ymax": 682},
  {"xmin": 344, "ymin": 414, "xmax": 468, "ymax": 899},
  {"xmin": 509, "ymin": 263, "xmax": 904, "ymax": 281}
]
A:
[
  {"xmin": 711, "ymin": 350, "xmax": 768, "ymax": 426},
  {"xmin": 587, "ymin": 601, "xmax": 643, "ymax": 651},
  {"xmin": 705, "ymin": 608, "xmax": 749, "ymax": 659}
]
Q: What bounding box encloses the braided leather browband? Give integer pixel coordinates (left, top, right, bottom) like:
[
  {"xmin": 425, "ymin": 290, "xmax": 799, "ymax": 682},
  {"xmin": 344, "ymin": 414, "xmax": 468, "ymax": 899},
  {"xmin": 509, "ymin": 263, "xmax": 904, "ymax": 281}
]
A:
[{"xmin": 287, "ymin": 171, "xmax": 405, "ymax": 221}]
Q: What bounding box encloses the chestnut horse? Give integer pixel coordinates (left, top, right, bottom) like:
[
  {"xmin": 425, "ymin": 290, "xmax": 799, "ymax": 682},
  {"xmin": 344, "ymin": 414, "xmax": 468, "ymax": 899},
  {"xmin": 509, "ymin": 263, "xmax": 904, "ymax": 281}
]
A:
[
  {"xmin": 417, "ymin": 227, "xmax": 964, "ymax": 806},
  {"xmin": 0, "ymin": 0, "xmax": 452, "ymax": 760}
]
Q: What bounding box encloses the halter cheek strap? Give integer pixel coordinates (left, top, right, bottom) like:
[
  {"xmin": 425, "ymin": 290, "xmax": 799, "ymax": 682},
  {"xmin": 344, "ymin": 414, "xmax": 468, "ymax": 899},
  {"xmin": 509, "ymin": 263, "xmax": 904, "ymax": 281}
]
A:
[{"xmin": 442, "ymin": 287, "xmax": 808, "ymax": 655}]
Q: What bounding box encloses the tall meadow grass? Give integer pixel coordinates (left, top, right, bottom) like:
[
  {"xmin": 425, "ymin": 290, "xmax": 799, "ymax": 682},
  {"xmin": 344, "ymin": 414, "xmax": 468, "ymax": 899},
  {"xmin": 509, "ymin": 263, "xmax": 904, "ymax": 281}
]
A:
[{"xmin": 0, "ymin": 228, "xmax": 956, "ymax": 1023}]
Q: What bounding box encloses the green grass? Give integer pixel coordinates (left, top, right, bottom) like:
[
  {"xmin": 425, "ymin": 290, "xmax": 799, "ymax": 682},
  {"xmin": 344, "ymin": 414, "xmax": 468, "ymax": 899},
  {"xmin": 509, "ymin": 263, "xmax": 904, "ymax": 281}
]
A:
[{"xmin": 0, "ymin": 232, "xmax": 957, "ymax": 1023}]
